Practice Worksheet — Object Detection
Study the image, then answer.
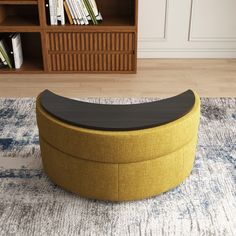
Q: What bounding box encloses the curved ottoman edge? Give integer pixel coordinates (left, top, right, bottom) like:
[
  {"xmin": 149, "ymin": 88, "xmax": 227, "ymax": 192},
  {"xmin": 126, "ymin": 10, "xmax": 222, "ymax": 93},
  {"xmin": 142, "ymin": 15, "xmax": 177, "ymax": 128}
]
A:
[
  {"xmin": 40, "ymin": 134, "xmax": 197, "ymax": 201},
  {"xmin": 36, "ymin": 94, "xmax": 200, "ymax": 164}
]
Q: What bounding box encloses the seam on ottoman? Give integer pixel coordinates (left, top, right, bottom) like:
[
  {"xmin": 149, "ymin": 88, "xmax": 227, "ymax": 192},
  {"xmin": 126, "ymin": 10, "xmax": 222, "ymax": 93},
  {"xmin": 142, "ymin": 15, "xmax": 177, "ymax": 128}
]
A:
[{"xmin": 40, "ymin": 134, "xmax": 198, "ymax": 165}]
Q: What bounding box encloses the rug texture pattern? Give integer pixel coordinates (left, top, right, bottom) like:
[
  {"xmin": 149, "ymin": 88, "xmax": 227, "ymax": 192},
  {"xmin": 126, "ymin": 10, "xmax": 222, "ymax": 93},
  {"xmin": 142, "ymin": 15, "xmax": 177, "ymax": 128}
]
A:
[{"xmin": 0, "ymin": 98, "xmax": 235, "ymax": 236}]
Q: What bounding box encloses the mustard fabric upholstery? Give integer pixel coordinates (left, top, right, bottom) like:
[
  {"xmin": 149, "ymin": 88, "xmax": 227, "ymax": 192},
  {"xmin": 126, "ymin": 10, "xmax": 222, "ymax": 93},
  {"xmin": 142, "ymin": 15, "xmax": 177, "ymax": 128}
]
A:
[{"xmin": 36, "ymin": 93, "xmax": 200, "ymax": 201}]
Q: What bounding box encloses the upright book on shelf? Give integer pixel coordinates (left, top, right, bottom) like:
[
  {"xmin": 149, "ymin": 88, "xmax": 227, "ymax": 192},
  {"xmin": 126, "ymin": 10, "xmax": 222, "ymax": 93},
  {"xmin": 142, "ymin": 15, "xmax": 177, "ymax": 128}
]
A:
[
  {"xmin": 11, "ymin": 33, "xmax": 23, "ymax": 69},
  {"xmin": 57, "ymin": 0, "xmax": 65, "ymax": 25},
  {"xmin": 72, "ymin": 0, "xmax": 84, "ymax": 25},
  {"xmin": 77, "ymin": 0, "xmax": 89, "ymax": 25},
  {"xmin": 64, "ymin": 1, "xmax": 74, "ymax": 24},
  {"xmin": 0, "ymin": 39, "xmax": 13, "ymax": 69},
  {"xmin": 66, "ymin": 0, "xmax": 78, "ymax": 24},
  {"xmin": 47, "ymin": 0, "xmax": 102, "ymax": 25},
  {"xmin": 0, "ymin": 50, "xmax": 7, "ymax": 67},
  {"xmin": 83, "ymin": 0, "xmax": 98, "ymax": 24},
  {"xmin": 49, "ymin": 0, "xmax": 58, "ymax": 25}
]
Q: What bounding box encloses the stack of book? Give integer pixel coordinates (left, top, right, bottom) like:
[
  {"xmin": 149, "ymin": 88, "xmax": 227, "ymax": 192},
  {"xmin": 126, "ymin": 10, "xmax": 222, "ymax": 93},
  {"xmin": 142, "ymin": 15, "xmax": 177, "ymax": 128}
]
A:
[
  {"xmin": 0, "ymin": 33, "xmax": 23, "ymax": 69},
  {"xmin": 47, "ymin": 0, "xmax": 103, "ymax": 25}
]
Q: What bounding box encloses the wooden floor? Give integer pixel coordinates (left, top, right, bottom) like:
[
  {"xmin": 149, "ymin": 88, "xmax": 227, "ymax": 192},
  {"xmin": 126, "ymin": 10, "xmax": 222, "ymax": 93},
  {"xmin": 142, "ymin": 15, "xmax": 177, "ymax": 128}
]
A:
[{"xmin": 0, "ymin": 59, "xmax": 235, "ymax": 98}]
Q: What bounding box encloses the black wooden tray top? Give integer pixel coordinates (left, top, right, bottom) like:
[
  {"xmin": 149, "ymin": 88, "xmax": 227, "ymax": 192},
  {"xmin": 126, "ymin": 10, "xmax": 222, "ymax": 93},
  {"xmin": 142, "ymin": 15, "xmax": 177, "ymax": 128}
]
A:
[{"xmin": 39, "ymin": 90, "xmax": 195, "ymax": 131}]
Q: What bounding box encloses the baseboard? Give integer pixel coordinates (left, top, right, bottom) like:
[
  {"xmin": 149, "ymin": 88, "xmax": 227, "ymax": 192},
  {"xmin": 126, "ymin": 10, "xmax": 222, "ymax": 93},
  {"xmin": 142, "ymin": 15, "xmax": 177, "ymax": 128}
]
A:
[{"xmin": 138, "ymin": 48, "xmax": 236, "ymax": 58}]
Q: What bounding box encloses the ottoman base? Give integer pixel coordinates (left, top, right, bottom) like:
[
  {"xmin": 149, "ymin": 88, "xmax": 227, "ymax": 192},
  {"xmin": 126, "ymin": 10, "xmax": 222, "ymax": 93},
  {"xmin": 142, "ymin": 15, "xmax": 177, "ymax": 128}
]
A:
[{"xmin": 40, "ymin": 135, "xmax": 197, "ymax": 201}]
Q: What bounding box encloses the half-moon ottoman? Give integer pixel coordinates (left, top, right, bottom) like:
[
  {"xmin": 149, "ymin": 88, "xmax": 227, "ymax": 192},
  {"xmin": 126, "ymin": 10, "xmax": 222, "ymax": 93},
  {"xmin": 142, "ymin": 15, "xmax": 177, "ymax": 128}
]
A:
[{"xmin": 36, "ymin": 90, "xmax": 200, "ymax": 201}]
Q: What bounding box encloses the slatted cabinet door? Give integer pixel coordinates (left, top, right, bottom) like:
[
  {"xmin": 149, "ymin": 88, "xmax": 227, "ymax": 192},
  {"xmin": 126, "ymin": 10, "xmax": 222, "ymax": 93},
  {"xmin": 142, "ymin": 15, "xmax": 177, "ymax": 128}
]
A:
[{"xmin": 46, "ymin": 32, "xmax": 136, "ymax": 73}]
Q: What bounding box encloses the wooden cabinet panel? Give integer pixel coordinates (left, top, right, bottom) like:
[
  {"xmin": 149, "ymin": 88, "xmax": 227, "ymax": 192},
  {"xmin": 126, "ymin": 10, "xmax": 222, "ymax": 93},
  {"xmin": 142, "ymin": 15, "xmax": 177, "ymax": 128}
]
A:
[
  {"xmin": 47, "ymin": 32, "xmax": 135, "ymax": 72},
  {"xmin": 48, "ymin": 53, "xmax": 134, "ymax": 72}
]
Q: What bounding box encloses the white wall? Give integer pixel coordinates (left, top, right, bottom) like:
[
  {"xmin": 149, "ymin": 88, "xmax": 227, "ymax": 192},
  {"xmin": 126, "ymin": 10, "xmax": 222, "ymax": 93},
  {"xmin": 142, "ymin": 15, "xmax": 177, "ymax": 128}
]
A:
[{"xmin": 138, "ymin": 0, "xmax": 236, "ymax": 58}]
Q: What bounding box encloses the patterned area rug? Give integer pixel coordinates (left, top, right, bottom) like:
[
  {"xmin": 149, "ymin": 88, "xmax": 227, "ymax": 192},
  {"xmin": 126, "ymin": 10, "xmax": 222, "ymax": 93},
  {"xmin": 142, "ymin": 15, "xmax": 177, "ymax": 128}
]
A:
[{"xmin": 0, "ymin": 97, "xmax": 235, "ymax": 236}]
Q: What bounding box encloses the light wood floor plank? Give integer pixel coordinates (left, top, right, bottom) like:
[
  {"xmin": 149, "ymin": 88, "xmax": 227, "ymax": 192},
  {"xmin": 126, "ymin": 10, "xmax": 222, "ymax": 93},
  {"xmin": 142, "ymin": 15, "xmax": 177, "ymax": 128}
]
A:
[{"xmin": 0, "ymin": 59, "xmax": 235, "ymax": 97}]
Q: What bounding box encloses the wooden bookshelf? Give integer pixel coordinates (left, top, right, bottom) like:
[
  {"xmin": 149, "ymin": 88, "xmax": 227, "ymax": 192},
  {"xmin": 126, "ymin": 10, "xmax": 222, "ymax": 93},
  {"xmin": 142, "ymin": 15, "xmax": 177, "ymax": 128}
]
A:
[
  {"xmin": 0, "ymin": 0, "xmax": 138, "ymax": 73},
  {"xmin": 0, "ymin": 1, "xmax": 38, "ymax": 5}
]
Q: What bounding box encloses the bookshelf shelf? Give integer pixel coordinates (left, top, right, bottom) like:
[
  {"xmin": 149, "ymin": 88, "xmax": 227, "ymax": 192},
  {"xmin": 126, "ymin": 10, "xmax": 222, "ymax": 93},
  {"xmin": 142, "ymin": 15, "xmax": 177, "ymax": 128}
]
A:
[
  {"xmin": 0, "ymin": 15, "xmax": 39, "ymax": 26},
  {"xmin": 46, "ymin": 16, "xmax": 135, "ymax": 28},
  {"xmin": 0, "ymin": 60, "xmax": 43, "ymax": 72},
  {"xmin": 0, "ymin": 1, "xmax": 38, "ymax": 5},
  {"xmin": 0, "ymin": 0, "xmax": 138, "ymax": 73}
]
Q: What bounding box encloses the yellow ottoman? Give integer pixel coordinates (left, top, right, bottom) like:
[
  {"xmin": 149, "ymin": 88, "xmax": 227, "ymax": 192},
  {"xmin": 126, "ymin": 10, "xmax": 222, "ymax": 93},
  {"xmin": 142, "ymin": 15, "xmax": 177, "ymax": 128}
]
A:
[{"xmin": 36, "ymin": 90, "xmax": 200, "ymax": 201}]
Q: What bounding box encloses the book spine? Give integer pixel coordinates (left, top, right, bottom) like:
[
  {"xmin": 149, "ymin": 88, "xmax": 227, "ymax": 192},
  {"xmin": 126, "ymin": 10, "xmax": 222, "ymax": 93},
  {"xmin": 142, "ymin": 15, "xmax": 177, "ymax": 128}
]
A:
[
  {"xmin": 7, "ymin": 34, "xmax": 15, "ymax": 68},
  {"xmin": 49, "ymin": 0, "xmax": 58, "ymax": 25},
  {"xmin": 77, "ymin": 0, "xmax": 89, "ymax": 25},
  {"xmin": 0, "ymin": 51, "xmax": 7, "ymax": 66},
  {"xmin": 74, "ymin": 0, "xmax": 87, "ymax": 25},
  {"xmin": 72, "ymin": 0, "xmax": 84, "ymax": 25},
  {"xmin": 88, "ymin": 0, "xmax": 98, "ymax": 16},
  {"xmin": 0, "ymin": 42, "xmax": 13, "ymax": 69},
  {"xmin": 64, "ymin": 1, "xmax": 73, "ymax": 24},
  {"xmin": 66, "ymin": 0, "xmax": 78, "ymax": 25},
  {"xmin": 57, "ymin": 0, "xmax": 65, "ymax": 25},
  {"xmin": 83, "ymin": 0, "xmax": 97, "ymax": 24},
  {"xmin": 88, "ymin": 0, "xmax": 102, "ymax": 20},
  {"xmin": 80, "ymin": 0, "xmax": 90, "ymax": 20},
  {"xmin": 12, "ymin": 34, "xmax": 23, "ymax": 69}
]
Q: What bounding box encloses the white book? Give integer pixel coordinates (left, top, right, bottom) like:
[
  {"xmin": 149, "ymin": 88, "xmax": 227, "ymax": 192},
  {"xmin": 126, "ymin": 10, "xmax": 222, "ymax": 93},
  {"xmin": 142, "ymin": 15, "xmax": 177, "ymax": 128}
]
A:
[
  {"xmin": 88, "ymin": 0, "xmax": 98, "ymax": 16},
  {"xmin": 72, "ymin": 0, "xmax": 84, "ymax": 25},
  {"xmin": 12, "ymin": 34, "xmax": 23, "ymax": 69},
  {"xmin": 80, "ymin": 0, "xmax": 91, "ymax": 20},
  {"xmin": 69, "ymin": 0, "xmax": 81, "ymax": 25},
  {"xmin": 0, "ymin": 51, "xmax": 7, "ymax": 65},
  {"xmin": 88, "ymin": 0, "xmax": 102, "ymax": 20},
  {"xmin": 66, "ymin": 0, "xmax": 78, "ymax": 24},
  {"xmin": 49, "ymin": 0, "xmax": 58, "ymax": 25},
  {"xmin": 97, "ymin": 12, "xmax": 103, "ymax": 21},
  {"xmin": 77, "ymin": 0, "xmax": 89, "ymax": 25},
  {"xmin": 57, "ymin": 0, "xmax": 65, "ymax": 25}
]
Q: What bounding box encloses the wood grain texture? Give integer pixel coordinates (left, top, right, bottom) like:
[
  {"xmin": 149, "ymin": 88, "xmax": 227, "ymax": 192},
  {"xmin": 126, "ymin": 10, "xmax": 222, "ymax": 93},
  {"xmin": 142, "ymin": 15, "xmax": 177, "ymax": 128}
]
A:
[
  {"xmin": 0, "ymin": 0, "xmax": 38, "ymax": 4},
  {"xmin": 0, "ymin": 59, "xmax": 235, "ymax": 97},
  {"xmin": 46, "ymin": 32, "xmax": 135, "ymax": 72}
]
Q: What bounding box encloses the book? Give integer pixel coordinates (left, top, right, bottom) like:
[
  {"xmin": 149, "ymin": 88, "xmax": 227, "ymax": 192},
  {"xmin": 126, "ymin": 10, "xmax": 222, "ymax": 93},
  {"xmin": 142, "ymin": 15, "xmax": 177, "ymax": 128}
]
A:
[
  {"xmin": 0, "ymin": 39, "xmax": 13, "ymax": 69},
  {"xmin": 66, "ymin": 0, "xmax": 78, "ymax": 24},
  {"xmin": 72, "ymin": 0, "xmax": 84, "ymax": 25},
  {"xmin": 77, "ymin": 0, "xmax": 89, "ymax": 25},
  {"xmin": 47, "ymin": 0, "xmax": 102, "ymax": 26},
  {"xmin": 0, "ymin": 50, "xmax": 7, "ymax": 66},
  {"xmin": 83, "ymin": 0, "xmax": 98, "ymax": 24},
  {"xmin": 49, "ymin": 0, "xmax": 58, "ymax": 25},
  {"xmin": 11, "ymin": 33, "xmax": 23, "ymax": 69},
  {"xmin": 80, "ymin": 0, "xmax": 91, "ymax": 20},
  {"xmin": 89, "ymin": 0, "xmax": 102, "ymax": 20},
  {"xmin": 69, "ymin": 0, "xmax": 81, "ymax": 25},
  {"xmin": 64, "ymin": 1, "xmax": 73, "ymax": 24},
  {"xmin": 88, "ymin": 0, "xmax": 98, "ymax": 16},
  {"xmin": 6, "ymin": 34, "xmax": 16, "ymax": 68},
  {"xmin": 57, "ymin": 0, "xmax": 65, "ymax": 25}
]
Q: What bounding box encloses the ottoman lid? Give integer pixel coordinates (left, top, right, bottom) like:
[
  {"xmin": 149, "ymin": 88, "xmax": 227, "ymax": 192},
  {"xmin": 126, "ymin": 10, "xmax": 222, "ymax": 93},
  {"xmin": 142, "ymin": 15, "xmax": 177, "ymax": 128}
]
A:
[{"xmin": 39, "ymin": 90, "xmax": 195, "ymax": 131}]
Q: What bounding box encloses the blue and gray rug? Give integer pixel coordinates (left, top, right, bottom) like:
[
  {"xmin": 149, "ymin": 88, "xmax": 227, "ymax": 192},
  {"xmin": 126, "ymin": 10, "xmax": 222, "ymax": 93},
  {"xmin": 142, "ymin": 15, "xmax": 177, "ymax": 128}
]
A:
[{"xmin": 0, "ymin": 98, "xmax": 235, "ymax": 236}]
